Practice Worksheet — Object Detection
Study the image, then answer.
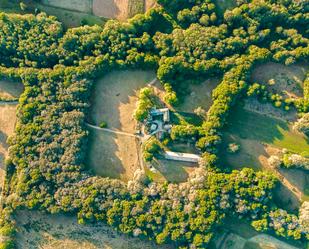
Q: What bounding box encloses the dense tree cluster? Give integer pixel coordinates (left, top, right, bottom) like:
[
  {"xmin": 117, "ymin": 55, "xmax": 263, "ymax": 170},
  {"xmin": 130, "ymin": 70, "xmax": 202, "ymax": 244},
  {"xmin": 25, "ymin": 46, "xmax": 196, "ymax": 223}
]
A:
[{"xmin": 0, "ymin": 0, "xmax": 308, "ymax": 248}]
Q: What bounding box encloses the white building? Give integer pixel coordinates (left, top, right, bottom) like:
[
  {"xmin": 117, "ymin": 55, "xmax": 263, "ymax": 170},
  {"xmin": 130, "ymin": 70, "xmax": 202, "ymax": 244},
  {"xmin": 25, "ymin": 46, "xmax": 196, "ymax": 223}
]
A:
[{"xmin": 164, "ymin": 151, "xmax": 201, "ymax": 163}]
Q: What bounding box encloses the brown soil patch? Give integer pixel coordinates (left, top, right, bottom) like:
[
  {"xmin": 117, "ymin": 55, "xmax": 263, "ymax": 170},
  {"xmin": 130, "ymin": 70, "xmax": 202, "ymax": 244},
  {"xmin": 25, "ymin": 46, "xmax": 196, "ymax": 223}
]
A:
[
  {"xmin": 0, "ymin": 80, "xmax": 24, "ymax": 99},
  {"xmin": 145, "ymin": 0, "xmax": 156, "ymax": 10},
  {"xmin": 86, "ymin": 127, "xmax": 141, "ymax": 182},
  {"xmin": 176, "ymin": 77, "xmax": 220, "ymax": 113},
  {"xmin": 0, "ymin": 104, "xmax": 18, "ymax": 191},
  {"xmin": 15, "ymin": 210, "xmax": 173, "ymax": 249},
  {"xmin": 88, "ymin": 70, "xmax": 155, "ymax": 133},
  {"xmin": 93, "ymin": 0, "xmax": 129, "ymax": 20},
  {"xmin": 251, "ymin": 62, "xmax": 308, "ymax": 98}
]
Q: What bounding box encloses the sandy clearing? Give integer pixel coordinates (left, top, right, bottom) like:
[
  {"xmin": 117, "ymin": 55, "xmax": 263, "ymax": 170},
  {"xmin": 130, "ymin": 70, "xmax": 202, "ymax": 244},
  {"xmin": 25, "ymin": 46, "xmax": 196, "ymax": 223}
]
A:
[
  {"xmin": 15, "ymin": 210, "xmax": 173, "ymax": 249},
  {"xmin": 88, "ymin": 70, "xmax": 156, "ymax": 133},
  {"xmin": 0, "ymin": 104, "xmax": 18, "ymax": 192},
  {"xmin": 93, "ymin": 0, "xmax": 129, "ymax": 20},
  {"xmin": 86, "ymin": 127, "xmax": 141, "ymax": 182},
  {"xmin": 145, "ymin": 0, "xmax": 156, "ymax": 10}
]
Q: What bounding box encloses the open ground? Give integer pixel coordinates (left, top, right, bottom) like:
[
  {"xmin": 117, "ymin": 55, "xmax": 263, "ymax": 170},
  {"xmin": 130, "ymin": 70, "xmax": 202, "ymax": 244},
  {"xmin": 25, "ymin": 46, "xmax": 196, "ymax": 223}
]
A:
[
  {"xmin": 86, "ymin": 70, "xmax": 155, "ymax": 181},
  {"xmin": 0, "ymin": 80, "xmax": 22, "ymax": 195},
  {"xmin": 14, "ymin": 210, "xmax": 172, "ymax": 249},
  {"xmin": 219, "ymin": 62, "xmax": 309, "ymax": 211}
]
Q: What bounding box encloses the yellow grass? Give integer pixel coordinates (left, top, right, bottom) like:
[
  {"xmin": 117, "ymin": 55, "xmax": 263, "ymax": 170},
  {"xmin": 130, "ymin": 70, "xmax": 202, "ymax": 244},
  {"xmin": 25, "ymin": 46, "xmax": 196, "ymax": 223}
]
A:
[{"xmin": 15, "ymin": 210, "xmax": 172, "ymax": 249}]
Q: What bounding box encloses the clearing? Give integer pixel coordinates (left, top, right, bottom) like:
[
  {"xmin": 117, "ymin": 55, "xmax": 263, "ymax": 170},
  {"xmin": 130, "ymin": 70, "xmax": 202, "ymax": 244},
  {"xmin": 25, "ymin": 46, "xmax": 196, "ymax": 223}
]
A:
[
  {"xmin": 86, "ymin": 127, "xmax": 141, "ymax": 182},
  {"xmin": 251, "ymin": 62, "xmax": 308, "ymax": 98},
  {"xmin": 93, "ymin": 0, "xmax": 150, "ymax": 20},
  {"xmin": 0, "ymin": 79, "xmax": 22, "ymax": 192},
  {"xmin": 0, "ymin": 104, "xmax": 18, "ymax": 192},
  {"xmin": 220, "ymin": 107, "xmax": 309, "ymax": 211},
  {"xmin": 14, "ymin": 210, "xmax": 172, "ymax": 249},
  {"xmin": 88, "ymin": 70, "xmax": 156, "ymax": 133},
  {"xmin": 176, "ymin": 77, "xmax": 220, "ymax": 113},
  {"xmin": 0, "ymin": 79, "xmax": 24, "ymax": 100},
  {"xmin": 212, "ymin": 217, "xmax": 304, "ymax": 249},
  {"xmin": 86, "ymin": 70, "xmax": 155, "ymax": 181}
]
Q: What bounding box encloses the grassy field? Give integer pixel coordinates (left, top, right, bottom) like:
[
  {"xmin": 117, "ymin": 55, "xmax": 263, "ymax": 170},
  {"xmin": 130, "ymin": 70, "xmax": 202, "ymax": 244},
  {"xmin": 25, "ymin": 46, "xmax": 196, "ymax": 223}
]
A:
[
  {"xmin": 0, "ymin": 79, "xmax": 22, "ymax": 190},
  {"xmin": 15, "ymin": 210, "xmax": 172, "ymax": 249},
  {"xmin": 0, "ymin": 1, "xmax": 106, "ymax": 28},
  {"xmin": 226, "ymin": 108, "xmax": 309, "ymax": 155},
  {"xmin": 0, "ymin": 104, "xmax": 18, "ymax": 192},
  {"xmin": 176, "ymin": 77, "xmax": 220, "ymax": 114},
  {"xmin": 220, "ymin": 106, "xmax": 309, "ymax": 210},
  {"xmin": 36, "ymin": 4, "xmax": 106, "ymax": 28},
  {"xmin": 251, "ymin": 62, "xmax": 308, "ymax": 98},
  {"xmin": 86, "ymin": 127, "xmax": 141, "ymax": 182},
  {"xmin": 0, "ymin": 80, "xmax": 24, "ymax": 100},
  {"xmin": 88, "ymin": 70, "xmax": 155, "ymax": 133}
]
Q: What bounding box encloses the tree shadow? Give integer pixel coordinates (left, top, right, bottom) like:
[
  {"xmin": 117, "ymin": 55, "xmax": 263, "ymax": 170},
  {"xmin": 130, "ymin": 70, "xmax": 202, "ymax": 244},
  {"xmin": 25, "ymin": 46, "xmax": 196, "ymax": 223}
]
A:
[
  {"xmin": 226, "ymin": 106, "xmax": 289, "ymax": 145},
  {"xmin": 0, "ymin": 79, "xmax": 24, "ymax": 98},
  {"xmin": 85, "ymin": 128, "xmax": 125, "ymax": 180},
  {"xmin": 87, "ymin": 70, "xmax": 155, "ymax": 133}
]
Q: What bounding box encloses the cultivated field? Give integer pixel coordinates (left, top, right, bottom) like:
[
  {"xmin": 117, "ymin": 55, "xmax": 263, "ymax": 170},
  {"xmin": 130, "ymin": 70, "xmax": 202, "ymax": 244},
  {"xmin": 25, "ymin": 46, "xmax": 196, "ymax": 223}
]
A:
[
  {"xmin": 15, "ymin": 210, "xmax": 172, "ymax": 249},
  {"xmin": 88, "ymin": 70, "xmax": 155, "ymax": 133}
]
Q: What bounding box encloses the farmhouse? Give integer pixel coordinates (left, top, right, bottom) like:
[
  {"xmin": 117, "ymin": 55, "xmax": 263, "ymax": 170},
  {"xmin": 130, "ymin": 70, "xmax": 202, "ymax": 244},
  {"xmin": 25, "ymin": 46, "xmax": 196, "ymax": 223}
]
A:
[
  {"xmin": 164, "ymin": 151, "xmax": 201, "ymax": 163},
  {"xmin": 150, "ymin": 108, "xmax": 170, "ymax": 123}
]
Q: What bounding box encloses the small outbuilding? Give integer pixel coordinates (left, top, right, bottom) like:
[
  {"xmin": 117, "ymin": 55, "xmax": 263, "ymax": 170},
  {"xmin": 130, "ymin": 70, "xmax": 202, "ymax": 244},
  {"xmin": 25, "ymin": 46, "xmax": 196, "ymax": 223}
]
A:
[{"xmin": 164, "ymin": 151, "xmax": 201, "ymax": 163}]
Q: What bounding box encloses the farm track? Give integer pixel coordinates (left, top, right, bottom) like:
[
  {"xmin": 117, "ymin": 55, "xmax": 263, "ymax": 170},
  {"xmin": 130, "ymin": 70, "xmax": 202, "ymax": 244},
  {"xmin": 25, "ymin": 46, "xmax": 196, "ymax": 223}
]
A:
[{"xmin": 85, "ymin": 123, "xmax": 138, "ymax": 137}]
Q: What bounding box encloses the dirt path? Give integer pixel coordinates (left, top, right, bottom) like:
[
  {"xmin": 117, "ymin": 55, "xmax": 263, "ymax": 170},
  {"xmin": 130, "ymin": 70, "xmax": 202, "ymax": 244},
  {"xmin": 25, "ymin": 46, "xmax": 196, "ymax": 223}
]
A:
[{"xmin": 86, "ymin": 123, "xmax": 138, "ymax": 138}]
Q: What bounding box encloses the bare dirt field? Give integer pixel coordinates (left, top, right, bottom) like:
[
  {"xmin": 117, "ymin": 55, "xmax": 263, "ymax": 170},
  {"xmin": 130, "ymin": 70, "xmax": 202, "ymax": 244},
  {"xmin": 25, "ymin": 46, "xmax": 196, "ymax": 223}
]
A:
[
  {"xmin": 86, "ymin": 127, "xmax": 141, "ymax": 182},
  {"xmin": 93, "ymin": 0, "xmax": 152, "ymax": 20},
  {"xmin": 93, "ymin": 0, "xmax": 129, "ymax": 20},
  {"xmin": 0, "ymin": 104, "xmax": 18, "ymax": 191},
  {"xmin": 14, "ymin": 210, "xmax": 173, "ymax": 249},
  {"xmin": 88, "ymin": 70, "xmax": 155, "ymax": 133},
  {"xmin": 0, "ymin": 80, "xmax": 24, "ymax": 100},
  {"xmin": 176, "ymin": 77, "xmax": 220, "ymax": 113},
  {"xmin": 251, "ymin": 62, "xmax": 308, "ymax": 98}
]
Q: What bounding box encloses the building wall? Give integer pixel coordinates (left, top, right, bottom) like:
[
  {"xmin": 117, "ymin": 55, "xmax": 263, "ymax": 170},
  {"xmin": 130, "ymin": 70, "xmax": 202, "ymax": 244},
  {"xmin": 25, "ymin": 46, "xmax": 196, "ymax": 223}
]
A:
[{"xmin": 41, "ymin": 0, "xmax": 93, "ymax": 13}]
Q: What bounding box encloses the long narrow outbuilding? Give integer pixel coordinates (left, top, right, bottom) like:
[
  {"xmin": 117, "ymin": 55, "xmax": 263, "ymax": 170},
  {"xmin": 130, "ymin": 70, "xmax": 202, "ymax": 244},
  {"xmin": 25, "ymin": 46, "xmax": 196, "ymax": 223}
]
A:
[{"xmin": 164, "ymin": 151, "xmax": 201, "ymax": 163}]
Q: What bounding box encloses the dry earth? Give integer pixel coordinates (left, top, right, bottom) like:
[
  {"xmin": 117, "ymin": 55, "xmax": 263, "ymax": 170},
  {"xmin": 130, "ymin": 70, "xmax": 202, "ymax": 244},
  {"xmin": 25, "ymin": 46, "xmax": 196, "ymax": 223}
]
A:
[
  {"xmin": 0, "ymin": 104, "xmax": 17, "ymax": 190},
  {"xmin": 88, "ymin": 70, "xmax": 155, "ymax": 133},
  {"xmin": 86, "ymin": 127, "xmax": 141, "ymax": 181},
  {"xmin": 15, "ymin": 210, "xmax": 173, "ymax": 249},
  {"xmin": 251, "ymin": 62, "xmax": 308, "ymax": 98},
  {"xmin": 93, "ymin": 0, "xmax": 155, "ymax": 20},
  {"xmin": 93, "ymin": 0, "xmax": 129, "ymax": 20},
  {"xmin": 0, "ymin": 80, "xmax": 22, "ymax": 193},
  {"xmin": 87, "ymin": 70, "xmax": 155, "ymax": 181}
]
